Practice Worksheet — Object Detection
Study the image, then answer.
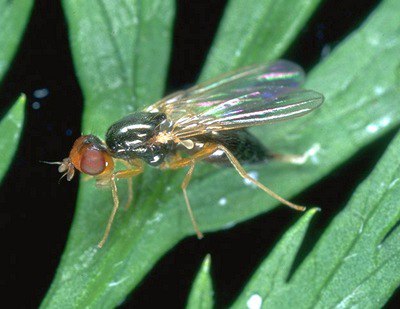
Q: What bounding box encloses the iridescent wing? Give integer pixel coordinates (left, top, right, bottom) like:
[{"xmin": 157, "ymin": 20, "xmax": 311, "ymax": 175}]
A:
[{"xmin": 147, "ymin": 60, "xmax": 324, "ymax": 139}]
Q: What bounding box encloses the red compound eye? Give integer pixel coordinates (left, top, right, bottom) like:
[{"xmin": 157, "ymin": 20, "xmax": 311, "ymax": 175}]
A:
[{"xmin": 80, "ymin": 148, "xmax": 106, "ymax": 175}]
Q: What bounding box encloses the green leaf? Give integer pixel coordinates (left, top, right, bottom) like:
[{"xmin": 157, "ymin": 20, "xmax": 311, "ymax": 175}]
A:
[
  {"xmin": 41, "ymin": 1, "xmax": 175, "ymax": 308},
  {"xmin": 232, "ymin": 124, "xmax": 400, "ymax": 309},
  {"xmin": 200, "ymin": 0, "xmax": 323, "ymax": 80},
  {"xmin": 186, "ymin": 255, "xmax": 214, "ymax": 309},
  {"xmin": 0, "ymin": 95, "xmax": 25, "ymax": 183},
  {"xmin": 63, "ymin": 0, "xmax": 175, "ymax": 136},
  {"xmin": 0, "ymin": 0, "xmax": 34, "ymax": 81},
  {"xmin": 230, "ymin": 208, "xmax": 319, "ymax": 308},
  {"xmin": 41, "ymin": 0, "xmax": 400, "ymax": 308}
]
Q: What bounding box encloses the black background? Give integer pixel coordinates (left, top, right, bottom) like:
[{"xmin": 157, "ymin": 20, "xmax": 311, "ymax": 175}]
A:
[{"xmin": 1, "ymin": 0, "xmax": 398, "ymax": 308}]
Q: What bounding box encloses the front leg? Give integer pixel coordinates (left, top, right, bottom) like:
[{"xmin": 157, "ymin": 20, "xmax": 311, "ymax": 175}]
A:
[{"xmin": 97, "ymin": 160, "xmax": 144, "ymax": 248}]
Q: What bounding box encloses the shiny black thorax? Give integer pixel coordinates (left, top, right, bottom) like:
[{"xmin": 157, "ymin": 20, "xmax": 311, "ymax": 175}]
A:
[
  {"xmin": 105, "ymin": 112, "xmax": 172, "ymax": 166},
  {"xmin": 105, "ymin": 112, "xmax": 272, "ymax": 167}
]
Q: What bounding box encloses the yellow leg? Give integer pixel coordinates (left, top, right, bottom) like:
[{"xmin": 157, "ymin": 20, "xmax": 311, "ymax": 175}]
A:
[
  {"xmin": 98, "ymin": 176, "xmax": 119, "ymax": 248},
  {"xmin": 164, "ymin": 142, "xmax": 305, "ymax": 240},
  {"xmin": 216, "ymin": 144, "xmax": 305, "ymax": 211},
  {"xmin": 97, "ymin": 161, "xmax": 144, "ymax": 248}
]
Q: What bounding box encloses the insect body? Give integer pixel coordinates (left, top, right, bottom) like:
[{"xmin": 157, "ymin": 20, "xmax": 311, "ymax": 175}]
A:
[{"xmin": 53, "ymin": 60, "xmax": 324, "ymax": 247}]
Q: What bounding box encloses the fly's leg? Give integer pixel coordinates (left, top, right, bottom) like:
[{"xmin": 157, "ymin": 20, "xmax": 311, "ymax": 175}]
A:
[
  {"xmin": 163, "ymin": 144, "xmax": 219, "ymax": 239},
  {"xmin": 217, "ymin": 144, "xmax": 305, "ymax": 211},
  {"xmin": 98, "ymin": 161, "xmax": 144, "ymax": 248},
  {"xmin": 98, "ymin": 176, "xmax": 119, "ymax": 248},
  {"xmin": 161, "ymin": 141, "xmax": 305, "ymax": 240}
]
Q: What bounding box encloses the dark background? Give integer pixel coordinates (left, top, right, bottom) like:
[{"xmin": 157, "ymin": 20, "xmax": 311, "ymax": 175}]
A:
[{"xmin": 1, "ymin": 0, "xmax": 397, "ymax": 308}]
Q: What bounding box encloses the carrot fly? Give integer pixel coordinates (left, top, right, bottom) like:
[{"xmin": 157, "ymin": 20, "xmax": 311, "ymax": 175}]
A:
[{"xmin": 49, "ymin": 60, "xmax": 324, "ymax": 247}]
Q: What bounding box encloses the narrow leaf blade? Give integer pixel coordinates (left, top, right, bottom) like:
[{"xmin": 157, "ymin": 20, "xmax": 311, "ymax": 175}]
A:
[
  {"xmin": 0, "ymin": 95, "xmax": 25, "ymax": 182},
  {"xmin": 230, "ymin": 208, "xmax": 319, "ymax": 309},
  {"xmin": 186, "ymin": 255, "xmax": 214, "ymax": 309},
  {"xmin": 0, "ymin": 0, "xmax": 34, "ymax": 80}
]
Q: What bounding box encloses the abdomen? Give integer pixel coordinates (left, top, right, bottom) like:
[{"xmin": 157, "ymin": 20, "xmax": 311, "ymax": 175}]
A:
[{"xmin": 197, "ymin": 129, "xmax": 273, "ymax": 165}]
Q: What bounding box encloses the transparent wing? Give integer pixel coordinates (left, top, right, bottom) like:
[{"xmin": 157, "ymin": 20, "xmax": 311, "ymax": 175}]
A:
[
  {"xmin": 184, "ymin": 59, "xmax": 306, "ymax": 97},
  {"xmin": 147, "ymin": 60, "xmax": 324, "ymax": 139}
]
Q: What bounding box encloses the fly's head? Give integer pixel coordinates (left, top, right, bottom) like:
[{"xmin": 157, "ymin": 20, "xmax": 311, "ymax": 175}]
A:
[
  {"xmin": 105, "ymin": 112, "xmax": 171, "ymax": 166},
  {"xmin": 46, "ymin": 135, "xmax": 115, "ymax": 182}
]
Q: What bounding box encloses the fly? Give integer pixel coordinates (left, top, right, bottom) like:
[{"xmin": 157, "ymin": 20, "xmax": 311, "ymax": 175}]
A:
[{"xmin": 49, "ymin": 60, "xmax": 324, "ymax": 247}]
